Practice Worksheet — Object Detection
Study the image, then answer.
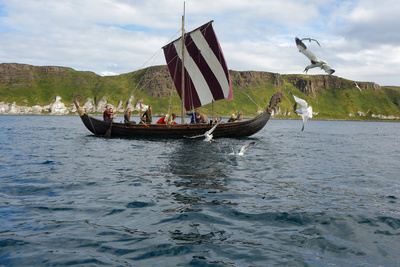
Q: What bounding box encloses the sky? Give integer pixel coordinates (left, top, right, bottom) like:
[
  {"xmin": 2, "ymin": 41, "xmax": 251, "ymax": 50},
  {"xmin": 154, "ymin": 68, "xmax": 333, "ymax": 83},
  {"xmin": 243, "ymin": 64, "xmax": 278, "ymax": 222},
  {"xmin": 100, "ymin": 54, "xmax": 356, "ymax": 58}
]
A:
[{"xmin": 1, "ymin": 0, "xmax": 400, "ymax": 86}]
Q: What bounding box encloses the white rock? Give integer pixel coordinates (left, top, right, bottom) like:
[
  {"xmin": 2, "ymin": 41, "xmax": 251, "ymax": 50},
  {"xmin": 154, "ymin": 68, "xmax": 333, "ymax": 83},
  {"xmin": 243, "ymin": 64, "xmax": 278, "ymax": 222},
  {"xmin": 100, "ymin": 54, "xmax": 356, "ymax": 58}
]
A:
[
  {"xmin": 49, "ymin": 96, "xmax": 69, "ymax": 115},
  {"xmin": 83, "ymin": 98, "xmax": 96, "ymax": 113},
  {"xmin": 9, "ymin": 102, "xmax": 20, "ymax": 114}
]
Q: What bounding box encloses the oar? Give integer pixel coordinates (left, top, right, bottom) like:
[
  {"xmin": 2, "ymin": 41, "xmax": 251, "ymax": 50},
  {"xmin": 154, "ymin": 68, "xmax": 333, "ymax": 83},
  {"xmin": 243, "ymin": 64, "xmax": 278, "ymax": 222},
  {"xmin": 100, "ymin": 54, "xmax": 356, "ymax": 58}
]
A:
[
  {"xmin": 105, "ymin": 121, "xmax": 113, "ymax": 137},
  {"xmin": 105, "ymin": 112, "xmax": 116, "ymax": 137}
]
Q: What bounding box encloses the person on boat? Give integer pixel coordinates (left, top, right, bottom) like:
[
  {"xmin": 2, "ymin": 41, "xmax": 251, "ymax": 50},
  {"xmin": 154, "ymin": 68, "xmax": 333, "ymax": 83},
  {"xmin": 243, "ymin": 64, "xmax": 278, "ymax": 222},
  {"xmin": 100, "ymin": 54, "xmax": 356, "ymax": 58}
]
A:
[
  {"xmin": 141, "ymin": 105, "xmax": 152, "ymax": 124},
  {"xmin": 109, "ymin": 108, "xmax": 116, "ymax": 121},
  {"xmin": 103, "ymin": 105, "xmax": 113, "ymax": 122},
  {"xmin": 227, "ymin": 111, "xmax": 243, "ymax": 122},
  {"xmin": 124, "ymin": 108, "xmax": 136, "ymax": 125},
  {"xmin": 213, "ymin": 117, "xmax": 224, "ymax": 124},
  {"xmin": 227, "ymin": 114, "xmax": 236, "ymax": 122},
  {"xmin": 197, "ymin": 113, "xmax": 209, "ymax": 124},
  {"xmin": 156, "ymin": 113, "xmax": 178, "ymax": 125},
  {"xmin": 236, "ymin": 111, "xmax": 243, "ymax": 122},
  {"xmin": 186, "ymin": 109, "xmax": 200, "ymax": 124}
]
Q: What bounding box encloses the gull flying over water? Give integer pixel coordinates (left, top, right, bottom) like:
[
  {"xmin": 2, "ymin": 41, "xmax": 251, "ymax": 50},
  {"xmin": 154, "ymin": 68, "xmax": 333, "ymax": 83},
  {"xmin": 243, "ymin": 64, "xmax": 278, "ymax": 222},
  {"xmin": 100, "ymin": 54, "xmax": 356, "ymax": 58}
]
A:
[
  {"xmin": 290, "ymin": 92, "xmax": 313, "ymax": 131},
  {"xmin": 301, "ymin": 37, "xmax": 321, "ymax": 47},
  {"xmin": 229, "ymin": 141, "xmax": 256, "ymax": 156},
  {"xmin": 186, "ymin": 120, "xmax": 222, "ymax": 142},
  {"xmin": 295, "ymin": 37, "xmax": 335, "ymax": 75}
]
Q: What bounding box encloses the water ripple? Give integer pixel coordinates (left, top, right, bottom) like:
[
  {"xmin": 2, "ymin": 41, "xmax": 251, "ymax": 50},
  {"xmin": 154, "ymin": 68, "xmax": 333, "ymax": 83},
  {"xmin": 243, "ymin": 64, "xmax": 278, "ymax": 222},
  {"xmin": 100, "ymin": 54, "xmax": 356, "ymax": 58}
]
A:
[{"xmin": 1, "ymin": 116, "xmax": 399, "ymax": 266}]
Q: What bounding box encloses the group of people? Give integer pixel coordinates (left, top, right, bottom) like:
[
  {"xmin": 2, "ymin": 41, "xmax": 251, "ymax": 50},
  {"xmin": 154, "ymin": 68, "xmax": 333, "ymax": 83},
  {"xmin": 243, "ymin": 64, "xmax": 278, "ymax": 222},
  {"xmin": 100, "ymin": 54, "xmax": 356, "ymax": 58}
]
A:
[
  {"xmin": 103, "ymin": 105, "xmax": 177, "ymax": 125},
  {"xmin": 137, "ymin": 105, "xmax": 177, "ymax": 125},
  {"xmin": 103, "ymin": 105, "xmax": 145, "ymax": 125},
  {"xmin": 104, "ymin": 105, "xmax": 243, "ymax": 125},
  {"xmin": 187, "ymin": 109, "xmax": 243, "ymax": 124},
  {"xmin": 186, "ymin": 109, "xmax": 208, "ymax": 124},
  {"xmin": 227, "ymin": 110, "xmax": 243, "ymax": 122}
]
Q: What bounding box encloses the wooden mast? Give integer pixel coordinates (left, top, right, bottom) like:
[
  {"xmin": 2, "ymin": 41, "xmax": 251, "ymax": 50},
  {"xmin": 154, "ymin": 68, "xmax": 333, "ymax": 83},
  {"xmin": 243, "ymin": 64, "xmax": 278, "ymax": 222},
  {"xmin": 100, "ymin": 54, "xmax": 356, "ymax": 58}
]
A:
[
  {"xmin": 180, "ymin": 3, "xmax": 186, "ymax": 124},
  {"xmin": 212, "ymin": 101, "xmax": 214, "ymax": 123}
]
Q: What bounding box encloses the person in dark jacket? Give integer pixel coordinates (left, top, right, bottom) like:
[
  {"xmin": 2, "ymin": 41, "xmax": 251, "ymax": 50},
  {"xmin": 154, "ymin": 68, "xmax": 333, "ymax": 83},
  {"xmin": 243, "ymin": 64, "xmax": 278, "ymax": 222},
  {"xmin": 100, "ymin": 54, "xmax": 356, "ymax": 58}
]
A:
[
  {"xmin": 103, "ymin": 105, "xmax": 112, "ymax": 122},
  {"xmin": 141, "ymin": 105, "xmax": 152, "ymax": 124},
  {"xmin": 186, "ymin": 109, "xmax": 200, "ymax": 124}
]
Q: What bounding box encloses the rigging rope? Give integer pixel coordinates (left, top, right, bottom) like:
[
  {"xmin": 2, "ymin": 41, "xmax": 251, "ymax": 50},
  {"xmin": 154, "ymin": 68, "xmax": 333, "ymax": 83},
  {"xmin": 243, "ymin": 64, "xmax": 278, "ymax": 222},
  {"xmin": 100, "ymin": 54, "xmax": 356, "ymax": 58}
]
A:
[
  {"xmin": 103, "ymin": 28, "xmax": 183, "ymax": 111},
  {"xmin": 245, "ymin": 94, "xmax": 263, "ymax": 111},
  {"xmin": 104, "ymin": 48, "xmax": 162, "ymax": 102},
  {"xmin": 125, "ymin": 28, "xmax": 183, "ymax": 103},
  {"xmin": 230, "ymin": 79, "xmax": 263, "ymax": 111}
]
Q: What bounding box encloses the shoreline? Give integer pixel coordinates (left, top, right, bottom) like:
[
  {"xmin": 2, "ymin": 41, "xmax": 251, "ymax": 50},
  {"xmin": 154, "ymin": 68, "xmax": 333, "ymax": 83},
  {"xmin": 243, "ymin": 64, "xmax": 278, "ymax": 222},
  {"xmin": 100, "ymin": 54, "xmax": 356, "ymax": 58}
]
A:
[{"xmin": 1, "ymin": 113, "xmax": 399, "ymax": 123}]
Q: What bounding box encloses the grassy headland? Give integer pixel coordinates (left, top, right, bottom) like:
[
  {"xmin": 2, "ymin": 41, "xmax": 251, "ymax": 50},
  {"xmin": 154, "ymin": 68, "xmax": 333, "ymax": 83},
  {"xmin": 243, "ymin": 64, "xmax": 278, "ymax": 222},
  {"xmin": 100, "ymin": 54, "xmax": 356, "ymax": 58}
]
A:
[{"xmin": 1, "ymin": 63, "xmax": 399, "ymax": 120}]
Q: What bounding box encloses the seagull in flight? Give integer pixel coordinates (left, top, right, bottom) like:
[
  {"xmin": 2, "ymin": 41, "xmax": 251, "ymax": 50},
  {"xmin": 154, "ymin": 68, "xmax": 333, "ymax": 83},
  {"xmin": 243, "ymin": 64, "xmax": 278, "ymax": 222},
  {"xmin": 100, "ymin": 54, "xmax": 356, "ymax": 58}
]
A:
[
  {"xmin": 301, "ymin": 37, "xmax": 321, "ymax": 47},
  {"xmin": 229, "ymin": 141, "xmax": 256, "ymax": 156},
  {"xmin": 354, "ymin": 82, "xmax": 362, "ymax": 92},
  {"xmin": 295, "ymin": 37, "xmax": 335, "ymax": 75},
  {"xmin": 290, "ymin": 92, "xmax": 313, "ymax": 131},
  {"xmin": 186, "ymin": 120, "xmax": 222, "ymax": 142}
]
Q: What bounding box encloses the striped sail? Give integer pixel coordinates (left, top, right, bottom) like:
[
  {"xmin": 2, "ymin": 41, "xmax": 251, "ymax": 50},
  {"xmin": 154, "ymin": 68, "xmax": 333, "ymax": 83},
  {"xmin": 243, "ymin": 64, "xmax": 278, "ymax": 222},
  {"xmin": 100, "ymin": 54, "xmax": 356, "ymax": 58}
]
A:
[{"xmin": 163, "ymin": 21, "xmax": 233, "ymax": 111}]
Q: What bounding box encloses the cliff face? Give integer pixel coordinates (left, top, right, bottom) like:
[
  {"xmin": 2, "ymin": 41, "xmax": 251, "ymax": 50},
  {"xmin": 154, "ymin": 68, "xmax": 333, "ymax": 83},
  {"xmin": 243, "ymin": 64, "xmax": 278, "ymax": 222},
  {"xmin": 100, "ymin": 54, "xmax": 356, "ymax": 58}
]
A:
[
  {"xmin": 284, "ymin": 74, "xmax": 381, "ymax": 97},
  {"xmin": 0, "ymin": 63, "xmax": 73, "ymax": 84},
  {"xmin": 231, "ymin": 71, "xmax": 285, "ymax": 90},
  {"xmin": 138, "ymin": 65, "xmax": 174, "ymax": 98}
]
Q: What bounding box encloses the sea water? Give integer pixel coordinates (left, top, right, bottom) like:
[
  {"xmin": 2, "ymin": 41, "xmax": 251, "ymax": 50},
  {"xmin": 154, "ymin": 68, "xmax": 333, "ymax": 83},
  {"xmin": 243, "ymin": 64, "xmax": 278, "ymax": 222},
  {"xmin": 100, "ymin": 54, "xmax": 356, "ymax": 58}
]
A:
[{"xmin": 1, "ymin": 115, "xmax": 399, "ymax": 266}]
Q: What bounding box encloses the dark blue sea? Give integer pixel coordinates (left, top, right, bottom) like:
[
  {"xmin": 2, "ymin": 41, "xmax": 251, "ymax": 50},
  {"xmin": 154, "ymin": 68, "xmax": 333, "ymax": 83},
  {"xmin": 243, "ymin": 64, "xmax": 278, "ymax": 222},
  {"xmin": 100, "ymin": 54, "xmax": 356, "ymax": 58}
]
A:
[{"xmin": 1, "ymin": 115, "xmax": 399, "ymax": 266}]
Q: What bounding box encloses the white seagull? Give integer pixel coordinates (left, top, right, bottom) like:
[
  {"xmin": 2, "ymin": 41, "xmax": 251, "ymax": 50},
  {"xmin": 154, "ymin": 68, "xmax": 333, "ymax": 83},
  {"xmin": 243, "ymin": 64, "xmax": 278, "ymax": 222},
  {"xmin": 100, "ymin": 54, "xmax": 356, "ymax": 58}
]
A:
[
  {"xmin": 354, "ymin": 82, "xmax": 362, "ymax": 92},
  {"xmin": 301, "ymin": 37, "xmax": 321, "ymax": 47},
  {"xmin": 229, "ymin": 141, "xmax": 256, "ymax": 156},
  {"xmin": 290, "ymin": 92, "xmax": 313, "ymax": 131},
  {"xmin": 186, "ymin": 120, "xmax": 222, "ymax": 142},
  {"xmin": 295, "ymin": 37, "xmax": 335, "ymax": 75}
]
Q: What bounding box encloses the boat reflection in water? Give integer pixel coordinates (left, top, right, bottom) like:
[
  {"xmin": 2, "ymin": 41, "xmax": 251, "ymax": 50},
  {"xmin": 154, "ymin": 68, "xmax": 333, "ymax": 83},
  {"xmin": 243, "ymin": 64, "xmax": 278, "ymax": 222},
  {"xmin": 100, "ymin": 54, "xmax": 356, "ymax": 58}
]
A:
[{"xmin": 163, "ymin": 139, "xmax": 235, "ymax": 246}]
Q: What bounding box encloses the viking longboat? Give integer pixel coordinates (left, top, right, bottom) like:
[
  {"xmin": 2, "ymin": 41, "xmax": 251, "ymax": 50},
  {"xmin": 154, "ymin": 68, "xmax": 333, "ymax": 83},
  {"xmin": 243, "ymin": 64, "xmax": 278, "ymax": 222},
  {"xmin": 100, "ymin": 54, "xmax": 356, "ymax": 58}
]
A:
[{"xmin": 73, "ymin": 20, "xmax": 283, "ymax": 138}]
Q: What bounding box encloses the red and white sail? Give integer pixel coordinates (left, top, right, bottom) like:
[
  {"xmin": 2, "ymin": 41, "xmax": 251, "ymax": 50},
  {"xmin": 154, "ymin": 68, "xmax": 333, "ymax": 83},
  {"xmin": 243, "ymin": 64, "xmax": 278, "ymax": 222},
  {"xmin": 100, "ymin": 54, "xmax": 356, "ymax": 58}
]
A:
[{"xmin": 163, "ymin": 21, "xmax": 233, "ymax": 111}]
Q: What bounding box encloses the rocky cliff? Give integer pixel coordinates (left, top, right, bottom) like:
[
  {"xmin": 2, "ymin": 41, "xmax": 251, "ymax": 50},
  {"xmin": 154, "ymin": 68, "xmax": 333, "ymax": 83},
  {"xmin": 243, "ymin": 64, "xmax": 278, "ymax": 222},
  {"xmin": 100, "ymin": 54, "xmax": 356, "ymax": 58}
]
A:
[
  {"xmin": 231, "ymin": 71, "xmax": 285, "ymax": 90},
  {"xmin": 284, "ymin": 74, "xmax": 381, "ymax": 96},
  {"xmin": 0, "ymin": 63, "xmax": 91, "ymax": 86}
]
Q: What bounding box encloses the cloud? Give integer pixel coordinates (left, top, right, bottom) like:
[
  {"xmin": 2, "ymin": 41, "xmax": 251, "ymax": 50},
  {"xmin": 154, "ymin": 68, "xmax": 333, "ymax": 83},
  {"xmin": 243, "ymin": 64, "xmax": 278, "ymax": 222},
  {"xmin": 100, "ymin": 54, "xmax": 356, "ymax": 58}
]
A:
[
  {"xmin": 337, "ymin": 0, "xmax": 400, "ymax": 45},
  {"xmin": 1, "ymin": 0, "xmax": 400, "ymax": 86}
]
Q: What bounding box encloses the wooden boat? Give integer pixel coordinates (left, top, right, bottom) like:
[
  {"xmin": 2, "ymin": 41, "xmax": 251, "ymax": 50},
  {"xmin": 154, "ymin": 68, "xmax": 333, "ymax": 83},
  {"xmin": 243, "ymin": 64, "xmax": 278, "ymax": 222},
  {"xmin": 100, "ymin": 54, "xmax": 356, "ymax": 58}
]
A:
[{"xmin": 73, "ymin": 20, "xmax": 283, "ymax": 138}]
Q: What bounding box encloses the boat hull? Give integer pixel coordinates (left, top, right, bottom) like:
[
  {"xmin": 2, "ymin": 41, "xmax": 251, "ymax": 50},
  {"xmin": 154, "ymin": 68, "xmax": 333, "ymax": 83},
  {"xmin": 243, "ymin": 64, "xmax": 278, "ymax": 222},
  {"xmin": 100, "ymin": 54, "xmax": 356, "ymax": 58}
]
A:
[
  {"xmin": 73, "ymin": 92, "xmax": 283, "ymax": 138},
  {"xmin": 78, "ymin": 112, "xmax": 271, "ymax": 138}
]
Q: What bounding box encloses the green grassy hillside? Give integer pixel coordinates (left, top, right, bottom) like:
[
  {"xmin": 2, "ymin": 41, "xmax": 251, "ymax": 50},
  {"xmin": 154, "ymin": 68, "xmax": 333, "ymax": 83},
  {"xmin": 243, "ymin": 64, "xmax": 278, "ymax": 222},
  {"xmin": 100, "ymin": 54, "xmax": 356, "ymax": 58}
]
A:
[{"xmin": 1, "ymin": 63, "xmax": 399, "ymax": 120}]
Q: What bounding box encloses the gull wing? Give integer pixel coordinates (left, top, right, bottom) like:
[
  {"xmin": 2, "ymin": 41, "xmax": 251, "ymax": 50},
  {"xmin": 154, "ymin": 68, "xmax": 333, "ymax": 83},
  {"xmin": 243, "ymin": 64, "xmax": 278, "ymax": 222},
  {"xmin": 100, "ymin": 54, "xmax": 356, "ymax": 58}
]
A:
[
  {"xmin": 321, "ymin": 63, "xmax": 335, "ymax": 75},
  {"xmin": 307, "ymin": 106, "xmax": 313, "ymax": 119},
  {"xmin": 208, "ymin": 120, "xmax": 222, "ymax": 135},
  {"xmin": 238, "ymin": 141, "xmax": 255, "ymax": 155},
  {"xmin": 185, "ymin": 121, "xmax": 221, "ymax": 139},
  {"xmin": 184, "ymin": 134, "xmax": 204, "ymax": 139},
  {"xmin": 354, "ymin": 82, "xmax": 362, "ymax": 91},
  {"xmin": 301, "ymin": 37, "xmax": 321, "ymax": 47},
  {"xmin": 290, "ymin": 92, "xmax": 308, "ymax": 111},
  {"xmin": 301, "ymin": 106, "xmax": 313, "ymax": 131},
  {"xmin": 296, "ymin": 37, "xmax": 319, "ymax": 63},
  {"xmin": 313, "ymin": 39, "xmax": 321, "ymax": 47}
]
